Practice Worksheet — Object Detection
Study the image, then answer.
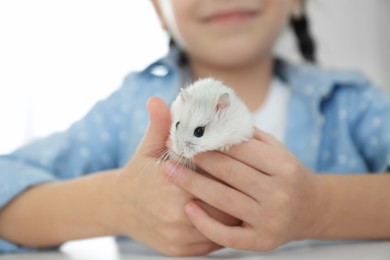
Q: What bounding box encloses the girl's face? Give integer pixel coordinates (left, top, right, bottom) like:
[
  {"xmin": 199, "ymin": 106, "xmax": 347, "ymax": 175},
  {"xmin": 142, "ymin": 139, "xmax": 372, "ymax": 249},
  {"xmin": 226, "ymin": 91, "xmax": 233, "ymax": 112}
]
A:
[{"xmin": 153, "ymin": 0, "xmax": 300, "ymax": 68}]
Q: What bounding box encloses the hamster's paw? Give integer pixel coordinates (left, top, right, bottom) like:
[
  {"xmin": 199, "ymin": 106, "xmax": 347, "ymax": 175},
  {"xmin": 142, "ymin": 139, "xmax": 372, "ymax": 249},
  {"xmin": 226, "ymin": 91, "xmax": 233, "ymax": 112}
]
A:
[{"xmin": 219, "ymin": 145, "xmax": 231, "ymax": 153}]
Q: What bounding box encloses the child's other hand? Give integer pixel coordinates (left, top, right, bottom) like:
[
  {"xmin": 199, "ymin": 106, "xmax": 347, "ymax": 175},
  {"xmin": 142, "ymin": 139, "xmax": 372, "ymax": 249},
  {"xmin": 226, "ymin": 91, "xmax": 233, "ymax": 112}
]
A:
[
  {"xmin": 105, "ymin": 97, "xmax": 238, "ymax": 256},
  {"xmin": 163, "ymin": 129, "xmax": 327, "ymax": 251}
]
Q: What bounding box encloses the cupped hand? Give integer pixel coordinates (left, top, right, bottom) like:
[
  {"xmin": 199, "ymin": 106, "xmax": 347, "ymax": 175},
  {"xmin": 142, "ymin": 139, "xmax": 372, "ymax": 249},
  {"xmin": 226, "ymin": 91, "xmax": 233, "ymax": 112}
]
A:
[
  {"xmin": 107, "ymin": 97, "xmax": 238, "ymax": 256},
  {"xmin": 163, "ymin": 129, "xmax": 327, "ymax": 251}
]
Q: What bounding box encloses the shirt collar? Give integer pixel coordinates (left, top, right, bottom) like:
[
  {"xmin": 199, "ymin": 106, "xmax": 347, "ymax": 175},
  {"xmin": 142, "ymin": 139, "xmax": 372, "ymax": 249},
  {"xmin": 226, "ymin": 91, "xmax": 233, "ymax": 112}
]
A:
[
  {"xmin": 158, "ymin": 47, "xmax": 370, "ymax": 102},
  {"xmin": 274, "ymin": 58, "xmax": 369, "ymax": 101}
]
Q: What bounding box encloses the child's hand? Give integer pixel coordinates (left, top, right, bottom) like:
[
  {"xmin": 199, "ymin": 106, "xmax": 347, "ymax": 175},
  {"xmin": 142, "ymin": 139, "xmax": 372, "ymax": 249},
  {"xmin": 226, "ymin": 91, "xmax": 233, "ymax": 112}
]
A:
[
  {"xmin": 163, "ymin": 129, "xmax": 327, "ymax": 251},
  {"xmin": 105, "ymin": 97, "xmax": 238, "ymax": 256}
]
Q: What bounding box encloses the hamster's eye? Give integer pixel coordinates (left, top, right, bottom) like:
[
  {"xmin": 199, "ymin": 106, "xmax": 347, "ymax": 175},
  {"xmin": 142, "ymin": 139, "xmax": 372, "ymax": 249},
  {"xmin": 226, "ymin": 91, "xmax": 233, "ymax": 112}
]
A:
[
  {"xmin": 175, "ymin": 121, "xmax": 180, "ymax": 129},
  {"xmin": 194, "ymin": 126, "xmax": 205, "ymax": 138}
]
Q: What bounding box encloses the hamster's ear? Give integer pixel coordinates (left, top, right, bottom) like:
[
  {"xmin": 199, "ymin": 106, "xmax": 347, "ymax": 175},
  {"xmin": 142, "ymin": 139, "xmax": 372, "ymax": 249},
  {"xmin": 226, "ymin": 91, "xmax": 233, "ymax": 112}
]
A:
[
  {"xmin": 180, "ymin": 88, "xmax": 190, "ymax": 103},
  {"xmin": 216, "ymin": 93, "xmax": 230, "ymax": 112}
]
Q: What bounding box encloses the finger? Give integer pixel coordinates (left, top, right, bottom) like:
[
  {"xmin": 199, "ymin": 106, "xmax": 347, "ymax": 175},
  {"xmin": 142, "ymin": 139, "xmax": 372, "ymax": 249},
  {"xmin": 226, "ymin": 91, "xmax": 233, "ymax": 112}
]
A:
[
  {"xmin": 253, "ymin": 128, "xmax": 284, "ymax": 148},
  {"xmin": 137, "ymin": 97, "xmax": 171, "ymax": 156},
  {"xmin": 165, "ymin": 242, "xmax": 221, "ymax": 257},
  {"xmin": 185, "ymin": 202, "xmax": 255, "ymax": 250},
  {"xmin": 163, "ymin": 161, "xmax": 259, "ymax": 223},
  {"xmin": 195, "ymin": 151, "xmax": 270, "ymax": 199},
  {"xmin": 176, "ymin": 225, "xmax": 216, "ymax": 244},
  {"xmin": 197, "ymin": 200, "xmax": 242, "ymax": 226},
  {"xmin": 187, "ymin": 242, "xmax": 222, "ymax": 255},
  {"xmin": 226, "ymin": 139, "xmax": 292, "ymax": 176}
]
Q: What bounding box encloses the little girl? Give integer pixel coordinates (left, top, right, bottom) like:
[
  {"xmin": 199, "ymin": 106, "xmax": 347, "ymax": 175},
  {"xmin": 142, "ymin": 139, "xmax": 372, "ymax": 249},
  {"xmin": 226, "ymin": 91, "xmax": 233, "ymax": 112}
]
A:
[{"xmin": 0, "ymin": 0, "xmax": 389, "ymax": 256}]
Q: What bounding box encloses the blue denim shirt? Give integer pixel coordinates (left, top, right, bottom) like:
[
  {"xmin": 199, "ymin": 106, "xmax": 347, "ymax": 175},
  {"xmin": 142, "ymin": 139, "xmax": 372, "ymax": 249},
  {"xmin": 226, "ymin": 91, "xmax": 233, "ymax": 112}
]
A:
[{"xmin": 1, "ymin": 48, "xmax": 389, "ymax": 252}]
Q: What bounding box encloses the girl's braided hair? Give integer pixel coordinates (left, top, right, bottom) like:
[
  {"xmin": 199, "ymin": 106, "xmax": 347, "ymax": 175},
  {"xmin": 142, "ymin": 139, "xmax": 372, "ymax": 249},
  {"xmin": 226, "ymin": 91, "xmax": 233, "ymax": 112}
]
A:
[{"xmin": 289, "ymin": 5, "xmax": 317, "ymax": 63}]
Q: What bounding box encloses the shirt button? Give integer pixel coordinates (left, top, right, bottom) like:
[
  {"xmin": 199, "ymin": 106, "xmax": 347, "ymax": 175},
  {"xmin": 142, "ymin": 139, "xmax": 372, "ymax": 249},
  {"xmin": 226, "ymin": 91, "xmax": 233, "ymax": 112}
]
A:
[{"xmin": 150, "ymin": 65, "xmax": 169, "ymax": 77}]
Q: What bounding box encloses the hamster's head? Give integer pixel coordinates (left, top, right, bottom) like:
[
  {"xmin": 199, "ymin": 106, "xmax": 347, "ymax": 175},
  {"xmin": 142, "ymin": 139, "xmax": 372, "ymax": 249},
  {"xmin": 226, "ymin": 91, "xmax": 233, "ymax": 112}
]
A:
[{"xmin": 169, "ymin": 85, "xmax": 232, "ymax": 159}]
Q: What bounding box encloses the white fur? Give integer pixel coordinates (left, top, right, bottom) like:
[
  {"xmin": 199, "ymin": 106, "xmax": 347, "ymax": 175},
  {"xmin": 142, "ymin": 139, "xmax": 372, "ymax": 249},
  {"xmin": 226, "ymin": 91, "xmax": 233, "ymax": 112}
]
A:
[{"xmin": 170, "ymin": 78, "xmax": 254, "ymax": 158}]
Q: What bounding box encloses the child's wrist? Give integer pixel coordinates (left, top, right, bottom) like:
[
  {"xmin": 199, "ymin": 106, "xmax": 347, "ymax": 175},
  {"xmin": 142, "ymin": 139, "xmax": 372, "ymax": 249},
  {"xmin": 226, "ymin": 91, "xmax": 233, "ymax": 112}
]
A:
[
  {"xmin": 307, "ymin": 175, "xmax": 333, "ymax": 239},
  {"xmin": 93, "ymin": 169, "xmax": 125, "ymax": 236}
]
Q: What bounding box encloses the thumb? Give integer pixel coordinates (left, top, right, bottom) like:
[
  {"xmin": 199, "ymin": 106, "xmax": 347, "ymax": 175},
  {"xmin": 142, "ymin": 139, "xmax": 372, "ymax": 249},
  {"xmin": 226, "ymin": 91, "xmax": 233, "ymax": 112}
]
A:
[{"xmin": 137, "ymin": 96, "xmax": 171, "ymax": 156}]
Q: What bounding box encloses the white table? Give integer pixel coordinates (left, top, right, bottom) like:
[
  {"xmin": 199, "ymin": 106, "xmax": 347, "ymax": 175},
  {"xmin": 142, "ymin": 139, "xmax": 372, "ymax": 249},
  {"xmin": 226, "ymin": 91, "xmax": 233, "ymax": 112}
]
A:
[{"xmin": 1, "ymin": 237, "xmax": 390, "ymax": 260}]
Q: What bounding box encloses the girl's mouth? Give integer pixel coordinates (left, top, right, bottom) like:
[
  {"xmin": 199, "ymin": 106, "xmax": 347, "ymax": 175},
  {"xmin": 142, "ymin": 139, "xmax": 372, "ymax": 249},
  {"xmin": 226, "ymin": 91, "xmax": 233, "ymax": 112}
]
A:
[{"xmin": 203, "ymin": 10, "xmax": 259, "ymax": 26}]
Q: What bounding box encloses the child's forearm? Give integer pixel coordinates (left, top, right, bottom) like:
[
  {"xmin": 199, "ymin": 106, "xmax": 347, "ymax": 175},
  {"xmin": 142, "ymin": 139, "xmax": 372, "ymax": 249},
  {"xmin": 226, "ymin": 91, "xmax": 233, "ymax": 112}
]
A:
[
  {"xmin": 0, "ymin": 170, "xmax": 118, "ymax": 248},
  {"xmin": 315, "ymin": 173, "xmax": 390, "ymax": 240}
]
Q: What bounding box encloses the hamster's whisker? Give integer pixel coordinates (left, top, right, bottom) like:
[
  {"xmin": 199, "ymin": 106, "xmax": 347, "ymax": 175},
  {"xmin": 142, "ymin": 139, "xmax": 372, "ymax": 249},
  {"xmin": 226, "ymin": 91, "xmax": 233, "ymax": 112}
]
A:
[
  {"xmin": 181, "ymin": 157, "xmax": 196, "ymax": 184},
  {"xmin": 184, "ymin": 157, "xmax": 192, "ymax": 172},
  {"xmin": 141, "ymin": 141, "xmax": 167, "ymax": 147},
  {"xmin": 157, "ymin": 149, "xmax": 170, "ymax": 165},
  {"xmin": 161, "ymin": 150, "xmax": 196, "ymax": 182},
  {"xmin": 167, "ymin": 150, "xmax": 176, "ymax": 162},
  {"xmin": 141, "ymin": 141, "xmax": 167, "ymax": 148},
  {"xmin": 133, "ymin": 156, "xmax": 157, "ymax": 180},
  {"xmin": 143, "ymin": 144, "xmax": 168, "ymax": 157},
  {"xmin": 161, "ymin": 150, "xmax": 170, "ymax": 161},
  {"xmin": 169, "ymin": 160, "xmax": 186, "ymax": 183},
  {"xmin": 188, "ymin": 157, "xmax": 196, "ymax": 172}
]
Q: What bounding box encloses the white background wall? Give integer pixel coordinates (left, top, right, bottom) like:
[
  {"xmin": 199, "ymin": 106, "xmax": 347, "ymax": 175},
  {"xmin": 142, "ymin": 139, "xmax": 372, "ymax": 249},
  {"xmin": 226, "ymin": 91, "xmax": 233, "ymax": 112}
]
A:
[
  {"xmin": 278, "ymin": 0, "xmax": 390, "ymax": 89},
  {"xmin": 0, "ymin": 0, "xmax": 389, "ymax": 154}
]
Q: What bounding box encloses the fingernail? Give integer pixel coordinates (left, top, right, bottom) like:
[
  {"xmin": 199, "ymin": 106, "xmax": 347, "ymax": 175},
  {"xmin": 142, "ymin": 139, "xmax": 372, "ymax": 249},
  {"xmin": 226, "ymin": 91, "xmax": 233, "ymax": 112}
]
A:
[
  {"xmin": 164, "ymin": 161, "xmax": 177, "ymax": 177},
  {"xmin": 185, "ymin": 204, "xmax": 196, "ymax": 218}
]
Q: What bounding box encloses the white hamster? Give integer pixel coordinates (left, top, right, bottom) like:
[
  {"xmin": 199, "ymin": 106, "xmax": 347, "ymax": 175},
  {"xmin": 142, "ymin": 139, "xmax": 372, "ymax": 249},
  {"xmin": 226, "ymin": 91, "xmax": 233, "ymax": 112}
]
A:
[{"xmin": 169, "ymin": 77, "xmax": 254, "ymax": 159}]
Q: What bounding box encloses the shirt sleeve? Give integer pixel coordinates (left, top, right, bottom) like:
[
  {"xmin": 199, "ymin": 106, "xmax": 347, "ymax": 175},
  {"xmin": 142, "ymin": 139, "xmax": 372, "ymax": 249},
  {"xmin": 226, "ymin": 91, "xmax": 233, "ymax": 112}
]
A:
[
  {"xmin": 0, "ymin": 79, "xmax": 132, "ymax": 253},
  {"xmin": 350, "ymin": 84, "xmax": 390, "ymax": 172}
]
